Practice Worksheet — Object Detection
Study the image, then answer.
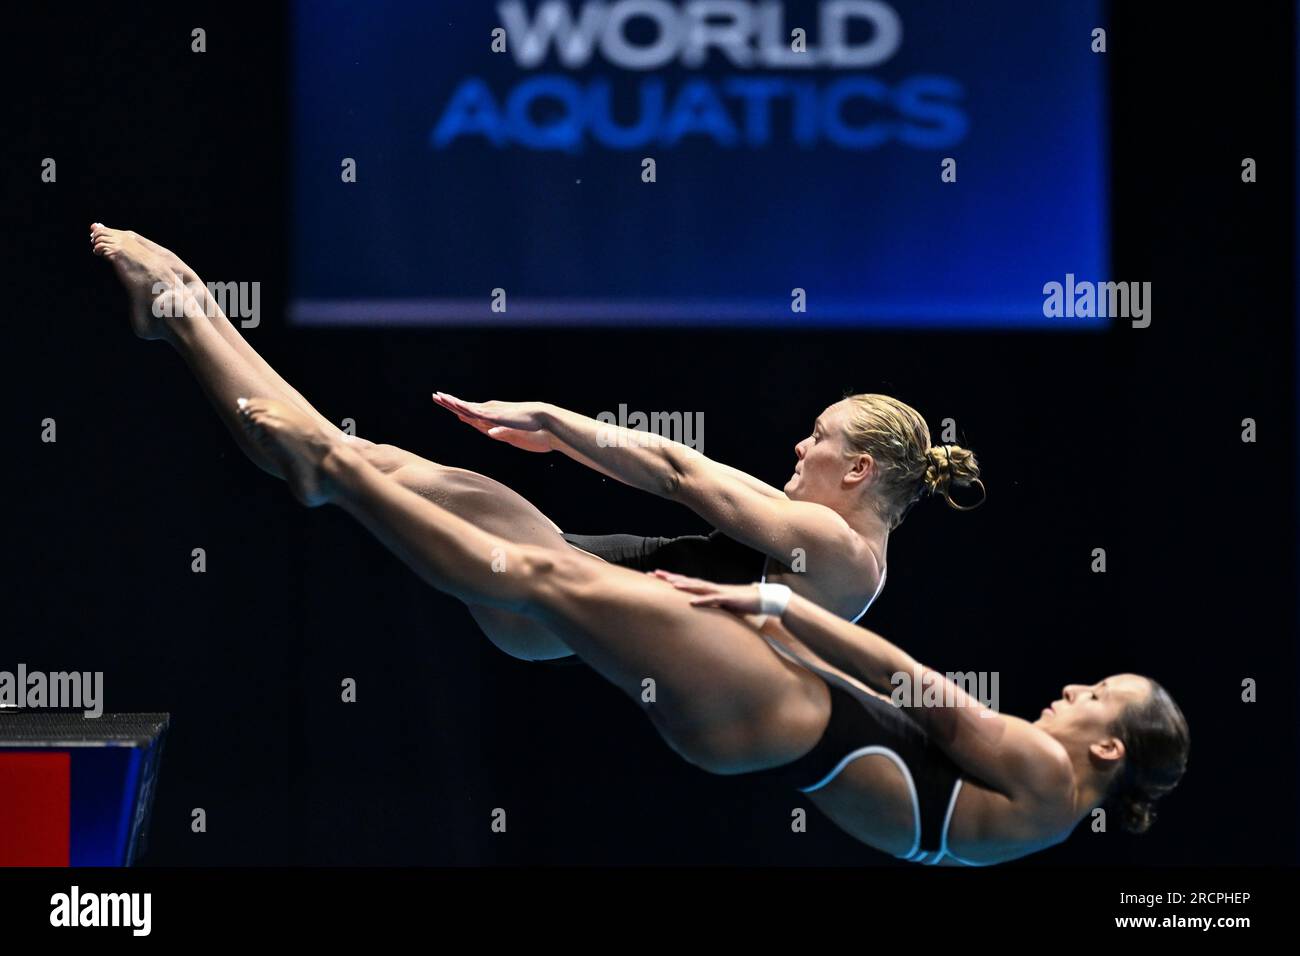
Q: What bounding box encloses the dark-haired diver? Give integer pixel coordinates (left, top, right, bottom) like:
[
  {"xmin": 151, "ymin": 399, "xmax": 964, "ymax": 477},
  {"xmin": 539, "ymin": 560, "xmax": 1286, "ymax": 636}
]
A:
[
  {"xmin": 93, "ymin": 227, "xmax": 1186, "ymax": 863},
  {"xmin": 232, "ymin": 390, "xmax": 1187, "ymax": 864}
]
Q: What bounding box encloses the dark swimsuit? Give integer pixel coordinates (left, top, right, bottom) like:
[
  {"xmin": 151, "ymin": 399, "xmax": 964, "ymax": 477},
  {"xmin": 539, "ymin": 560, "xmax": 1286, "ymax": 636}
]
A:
[
  {"xmin": 560, "ymin": 528, "xmax": 880, "ymax": 621},
  {"xmin": 557, "ymin": 530, "xmax": 980, "ymax": 864},
  {"xmin": 560, "ymin": 529, "xmax": 765, "ymax": 583},
  {"xmin": 746, "ymin": 677, "xmax": 985, "ymax": 865}
]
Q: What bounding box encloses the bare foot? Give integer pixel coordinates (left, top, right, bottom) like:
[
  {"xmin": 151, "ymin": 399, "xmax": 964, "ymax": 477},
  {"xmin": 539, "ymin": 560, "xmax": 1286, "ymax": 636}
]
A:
[
  {"xmin": 89, "ymin": 224, "xmax": 188, "ymax": 340},
  {"xmin": 236, "ymin": 398, "xmax": 338, "ymax": 506},
  {"xmin": 120, "ymin": 228, "xmax": 221, "ymax": 319}
]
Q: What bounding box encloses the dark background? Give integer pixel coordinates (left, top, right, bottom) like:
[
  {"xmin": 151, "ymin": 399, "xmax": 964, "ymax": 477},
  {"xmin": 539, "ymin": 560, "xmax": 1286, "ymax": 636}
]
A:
[{"xmin": 7, "ymin": 2, "xmax": 1295, "ymax": 866}]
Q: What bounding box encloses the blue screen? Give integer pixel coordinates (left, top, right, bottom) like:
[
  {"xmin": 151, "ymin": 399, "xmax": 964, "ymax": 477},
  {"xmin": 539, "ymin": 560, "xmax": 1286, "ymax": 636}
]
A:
[{"xmin": 290, "ymin": 0, "xmax": 1108, "ymax": 327}]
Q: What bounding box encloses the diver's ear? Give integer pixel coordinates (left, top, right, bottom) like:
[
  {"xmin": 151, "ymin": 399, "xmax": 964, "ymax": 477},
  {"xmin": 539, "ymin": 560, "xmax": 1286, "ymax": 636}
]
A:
[
  {"xmin": 1089, "ymin": 736, "xmax": 1126, "ymax": 767},
  {"xmin": 843, "ymin": 453, "xmax": 875, "ymax": 488}
]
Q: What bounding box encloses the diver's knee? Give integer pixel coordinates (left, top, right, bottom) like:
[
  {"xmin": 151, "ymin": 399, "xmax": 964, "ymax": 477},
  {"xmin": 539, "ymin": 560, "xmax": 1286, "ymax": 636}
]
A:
[{"xmin": 514, "ymin": 546, "xmax": 589, "ymax": 609}]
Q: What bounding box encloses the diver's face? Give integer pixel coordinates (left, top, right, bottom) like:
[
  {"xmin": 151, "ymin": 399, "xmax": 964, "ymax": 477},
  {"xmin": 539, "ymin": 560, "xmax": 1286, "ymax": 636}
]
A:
[
  {"xmin": 784, "ymin": 402, "xmax": 854, "ymax": 502},
  {"xmin": 1036, "ymin": 674, "xmax": 1151, "ymax": 738}
]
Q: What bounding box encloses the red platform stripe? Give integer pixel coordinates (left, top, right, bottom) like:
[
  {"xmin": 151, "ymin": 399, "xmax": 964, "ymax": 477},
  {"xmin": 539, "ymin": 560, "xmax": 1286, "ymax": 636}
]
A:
[{"xmin": 0, "ymin": 753, "xmax": 71, "ymax": 866}]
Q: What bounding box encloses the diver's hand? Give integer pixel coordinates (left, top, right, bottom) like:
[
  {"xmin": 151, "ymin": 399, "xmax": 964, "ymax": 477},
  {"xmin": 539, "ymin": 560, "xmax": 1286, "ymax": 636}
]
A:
[
  {"xmin": 432, "ymin": 393, "xmax": 556, "ymax": 452},
  {"xmin": 650, "ymin": 571, "xmax": 764, "ymax": 615}
]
